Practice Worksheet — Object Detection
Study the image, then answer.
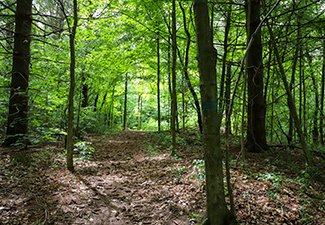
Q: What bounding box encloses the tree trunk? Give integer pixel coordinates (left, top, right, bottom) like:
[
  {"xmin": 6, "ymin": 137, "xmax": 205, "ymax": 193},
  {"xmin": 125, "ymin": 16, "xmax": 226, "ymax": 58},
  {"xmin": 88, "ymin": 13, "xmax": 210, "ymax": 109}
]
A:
[
  {"xmin": 246, "ymin": 0, "xmax": 267, "ymax": 152},
  {"xmin": 81, "ymin": 74, "xmax": 89, "ymax": 108},
  {"xmin": 225, "ymin": 64, "xmax": 232, "ymax": 135},
  {"xmin": 219, "ymin": 6, "xmax": 231, "ymax": 112},
  {"xmin": 311, "ymin": 76, "xmax": 319, "ymax": 143},
  {"xmin": 93, "ymin": 94, "xmax": 99, "ymax": 112},
  {"xmin": 138, "ymin": 95, "xmax": 142, "ymax": 130},
  {"xmin": 66, "ymin": 0, "xmax": 78, "ymax": 172},
  {"xmin": 109, "ymin": 97, "xmax": 115, "ymax": 129},
  {"xmin": 193, "ymin": 0, "xmax": 235, "ymax": 224},
  {"xmin": 168, "ymin": 36, "xmax": 172, "ymax": 130},
  {"xmin": 3, "ymin": 0, "xmax": 33, "ymax": 147},
  {"xmin": 320, "ymin": 37, "xmax": 325, "ymax": 145},
  {"xmin": 99, "ymin": 92, "xmax": 108, "ymax": 111},
  {"xmin": 182, "ymin": 76, "xmax": 186, "ymax": 130},
  {"xmin": 298, "ymin": 14, "xmax": 303, "ymax": 127},
  {"xmin": 75, "ymin": 91, "xmax": 82, "ymax": 139},
  {"xmin": 171, "ymin": 0, "xmax": 177, "ymax": 151},
  {"xmin": 288, "ymin": 47, "xmax": 299, "ymax": 147},
  {"xmin": 157, "ymin": 31, "xmax": 161, "ymax": 132},
  {"xmin": 107, "ymin": 89, "xmax": 115, "ymax": 127},
  {"xmin": 123, "ymin": 73, "xmax": 128, "ymax": 131}
]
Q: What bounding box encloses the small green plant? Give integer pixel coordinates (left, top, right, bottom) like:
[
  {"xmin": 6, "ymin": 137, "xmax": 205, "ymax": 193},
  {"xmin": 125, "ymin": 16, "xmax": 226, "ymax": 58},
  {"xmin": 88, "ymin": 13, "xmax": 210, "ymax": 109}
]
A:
[
  {"xmin": 298, "ymin": 199, "xmax": 316, "ymax": 225},
  {"xmin": 176, "ymin": 136, "xmax": 187, "ymax": 146},
  {"xmin": 256, "ymin": 172, "xmax": 283, "ymax": 200},
  {"xmin": 146, "ymin": 143, "xmax": 159, "ymax": 155},
  {"xmin": 192, "ymin": 159, "xmax": 205, "ymax": 186},
  {"xmin": 174, "ymin": 165, "xmax": 186, "ymax": 183},
  {"xmin": 74, "ymin": 141, "xmax": 96, "ymax": 160}
]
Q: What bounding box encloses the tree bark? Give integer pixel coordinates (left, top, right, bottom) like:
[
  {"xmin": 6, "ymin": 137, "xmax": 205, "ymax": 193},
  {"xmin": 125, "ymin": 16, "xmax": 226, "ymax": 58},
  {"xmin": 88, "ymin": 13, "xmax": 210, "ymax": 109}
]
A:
[
  {"xmin": 246, "ymin": 0, "xmax": 267, "ymax": 152},
  {"xmin": 225, "ymin": 64, "xmax": 232, "ymax": 135},
  {"xmin": 81, "ymin": 73, "xmax": 89, "ymax": 108},
  {"xmin": 138, "ymin": 94, "xmax": 142, "ymax": 130},
  {"xmin": 66, "ymin": 0, "xmax": 78, "ymax": 172},
  {"xmin": 311, "ymin": 75, "xmax": 319, "ymax": 143},
  {"xmin": 288, "ymin": 47, "xmax": 299, "ymax": 146},
  {"xmin": 219, "ymin": 6, "xmax": 231, "ymax": 112},
  {"xmin": 320, "ymin": 37, "xmax": 325, "ymax": 145},
  {"xmin": 3, "ymin": 0, "xmax": 33, "ymax": 147},
  {"xmin": 123, "ymin": 73, "xmax": 128, "ymax": 131},
  {"xmin": 157, "ymin": 31, "xmax": 161, "ymax": 132},
  {"xmin": 99, "ymin": 92, "xmax": 108, "ymax": 111},
  {"xmin": 171, "ymin": 0, "xmax": 177, "ymax": 151},
  {"xmin": 93, "ymin": 94, "xmax": 99, "ymax": 112},
  {"xmin": 168, "ymin": 35, "xmax": 172, "ymax": 130},
  {"xmin": 193, "ymin": 0, "xmax": 235, "ymax": 224}
]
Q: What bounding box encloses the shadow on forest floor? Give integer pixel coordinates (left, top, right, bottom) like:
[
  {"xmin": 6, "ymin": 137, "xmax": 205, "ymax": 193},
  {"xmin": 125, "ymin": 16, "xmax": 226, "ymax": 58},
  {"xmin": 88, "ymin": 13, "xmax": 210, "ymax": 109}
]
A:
[{"xmin": 0, "ymin": 130, "xmax": 324, "ymax": 224}]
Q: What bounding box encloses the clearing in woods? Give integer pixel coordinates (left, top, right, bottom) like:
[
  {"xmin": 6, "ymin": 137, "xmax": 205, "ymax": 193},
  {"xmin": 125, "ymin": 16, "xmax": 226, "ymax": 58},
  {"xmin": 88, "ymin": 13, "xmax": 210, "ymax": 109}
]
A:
[{"xmin": 0, "ymin": 131, "xmax": 324, "ymax": 224}]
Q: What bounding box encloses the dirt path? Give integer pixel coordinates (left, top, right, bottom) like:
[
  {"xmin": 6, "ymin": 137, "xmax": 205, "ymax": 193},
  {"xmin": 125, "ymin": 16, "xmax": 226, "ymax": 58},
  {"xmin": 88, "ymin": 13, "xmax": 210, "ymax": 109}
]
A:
[
  {"xmin": 74, "ymin": 131, "xmax": 205, "ymax": 224},
  {"xmin": 0, "ymin": 131, "xmax": 205, "ymax": 225},
  {"xmin": 1, "ymin": 131, "xmax": 324, "ymax": 224}
]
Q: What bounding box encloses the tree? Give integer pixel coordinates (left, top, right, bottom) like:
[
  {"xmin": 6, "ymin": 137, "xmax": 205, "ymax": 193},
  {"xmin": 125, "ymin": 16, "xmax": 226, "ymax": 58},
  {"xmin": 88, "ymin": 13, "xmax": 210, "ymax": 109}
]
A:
[
  {"xmin": 193, "ymin": 0, "xmax": 236, "ymax": 224},
  {"xmin": 171, "ymin": 0, "xmax": 177, "ymax": 151},
  {"xmin": 321, "ymin": 36, "xmax": 325, "ymax": 145},
  {"xmin": 156, "ymin": 31, "xmax": 161, "ymax": 132},
  {"xmin": 56, "ymin": 0, "xmax": 78, "ymax": 172},
  {"xmin": 245, "ymin": 0, "xmax": 267, "ymax": 152},
  {"xmin": 123, "ymin": 73, "xmax": 128, "ymax": 130},
  {"xmin": 3, "ymin": 0, "xmax": 33, "ymax": 147}
]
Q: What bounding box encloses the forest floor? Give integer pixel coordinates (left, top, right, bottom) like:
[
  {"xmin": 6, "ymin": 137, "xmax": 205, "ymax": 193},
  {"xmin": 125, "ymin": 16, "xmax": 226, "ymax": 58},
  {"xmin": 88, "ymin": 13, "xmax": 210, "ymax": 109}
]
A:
[{"xmin": 0, "ymin": 130, "xmax": 324, "ymax": 225}]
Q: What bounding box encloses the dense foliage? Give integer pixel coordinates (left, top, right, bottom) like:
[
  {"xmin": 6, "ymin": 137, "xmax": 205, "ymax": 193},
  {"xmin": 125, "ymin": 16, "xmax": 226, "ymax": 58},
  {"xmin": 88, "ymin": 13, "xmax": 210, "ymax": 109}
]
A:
[{"xmin": 1, "ymin": 0, "xmax": 324, "ymax": 148}]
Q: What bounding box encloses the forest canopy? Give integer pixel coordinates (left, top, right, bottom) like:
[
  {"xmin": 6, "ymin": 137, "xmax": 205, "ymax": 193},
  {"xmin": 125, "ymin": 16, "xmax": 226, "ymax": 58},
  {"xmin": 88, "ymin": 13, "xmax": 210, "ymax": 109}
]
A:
[{"xmin": 0, "ymin": 0, "xmax": 324, "ymax": 147}]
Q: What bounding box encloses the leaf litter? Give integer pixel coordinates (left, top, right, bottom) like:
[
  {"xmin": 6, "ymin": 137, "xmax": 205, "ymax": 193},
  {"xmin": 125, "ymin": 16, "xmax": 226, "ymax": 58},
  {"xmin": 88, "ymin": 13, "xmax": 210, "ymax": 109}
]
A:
[{"xmin": 0, "ymin": 131, "xmax": 324, "ymax": 224}]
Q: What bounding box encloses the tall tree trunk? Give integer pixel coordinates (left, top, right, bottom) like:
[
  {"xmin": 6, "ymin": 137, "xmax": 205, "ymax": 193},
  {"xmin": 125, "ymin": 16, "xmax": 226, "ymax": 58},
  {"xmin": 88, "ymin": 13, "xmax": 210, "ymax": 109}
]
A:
[
  {"xmin": 270, "ymin": 79, "xmax": 274, "ymax": 142},
  {"xmin": 311, "ymin": 75, "xmax": 319, "ymax": 143},
  {"xmin": 109, "ymin": 97, "xmax": 115, "ymax": 129},
  {"xmin": 93, "ymin": 94, "xmax": 99, "ymax": 112},
  {"xmin": 168, "ymin": 36, "xmax": 172, "ymax": 131},
  {"xmin": 81, "ymin": 73, "xmax": 89, "ymax": 108},
  {"xmin": 320, "ymin": 37, "xmax": 325, "ymax": 145},
  {"xmin": 297, "ymin": 15, "xmax": 307, "ymax": 137},
  {"xmin": 123, "ymin": 73, "xmax": 128, "ymax": 131},
  {"xmin": 99, "ymin": 92, "xmax": 108, "ymax": 111},
  {"xmin": 171, "ymin": 0, "xmax": 177, "ymax": 151},
  {"xmin": 157, "ymin": 32, "xmax": 161, "ymax": 132},
  {"xmin": 138, "ymin": 94, "xmax": 142, "ymax": 130},
  {"xmin": 107, "ymin": 89, "xmax": 115, "ymax": 127},
  {"xmin": 288, "ymin": 47, "xmax": 299, "ymax": 147},
  {"xmin": 3, "ymin": 0, "xmax": 33, "ymax": 147},
  {"xmin": 287, "ymin": 0, "xmax": 298, "ymax": 146},
  {"xmin": 66, "ymin": 0, "xmax": 78, "ymax": 172},
  {"xmin": 182, "ymin": 76, "xmax": 186, "ymax": 130},
  {"xmin": 246, "ymin": 0, "xmax": 267, "ymax": 152},
  {"xmin": 225, "ymin": 64, "xmax": 232, "ymax": 135},
  {"xmin": 179, "ymin": 2, "xmax": 202, "ymax": 134},
  {"xmin": 219, "ymin": 6, "xmax": 231, "ymax": 112},
  {"xmin": 193, "ymin": 0, "xmax": 235, "ymax": 224},
  {"xmin": 75, "ymin": 91, "xmax": 82, "ymax": 139}
]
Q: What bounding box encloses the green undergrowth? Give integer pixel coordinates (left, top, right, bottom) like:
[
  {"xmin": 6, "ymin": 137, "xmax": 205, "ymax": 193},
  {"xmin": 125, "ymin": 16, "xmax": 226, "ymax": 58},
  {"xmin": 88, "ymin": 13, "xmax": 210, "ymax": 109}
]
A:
[{"xmin": 73, "ymin": 141, "xmax": 96, "ymax": 160}]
